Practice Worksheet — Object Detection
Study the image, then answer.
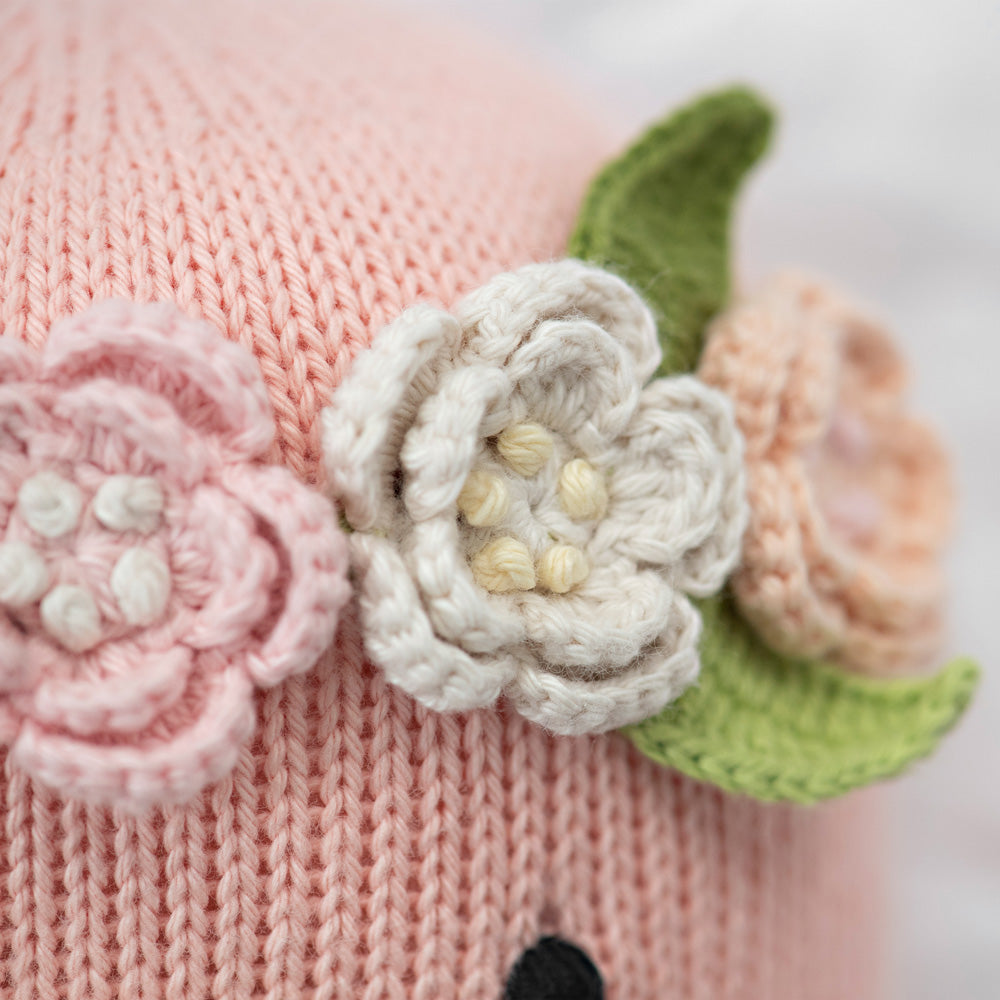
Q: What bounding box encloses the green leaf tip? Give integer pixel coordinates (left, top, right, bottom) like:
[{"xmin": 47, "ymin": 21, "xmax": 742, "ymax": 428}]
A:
[
  {"xmin": 622, "ymin": 597, "xmax": 981, "ymax": 804},
  {"xmin": 568, "ymin": 86, "xmax": 775, "ymax": 376}
]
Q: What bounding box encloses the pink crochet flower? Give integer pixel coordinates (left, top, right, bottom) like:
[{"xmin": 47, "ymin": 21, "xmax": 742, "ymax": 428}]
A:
[
  {"xmin": 699, "ymin": 274, "xmax": 952, "ymax": 675},
  {"xmin": 0, "ymin": 301, "xmax": 349, "ymax": 808}
]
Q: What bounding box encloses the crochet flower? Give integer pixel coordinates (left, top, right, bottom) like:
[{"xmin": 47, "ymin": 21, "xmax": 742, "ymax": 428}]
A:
[
  {"xmin": 322, "ymin": 260, "xmax": 746, "ymax": 733},
  {"xmin": 699, "ymin": 274, "xmax": 952, "ymax": 674},
  {"xmin": 0, "ymin": 301, "xmax": 349, "ymax": 808}
]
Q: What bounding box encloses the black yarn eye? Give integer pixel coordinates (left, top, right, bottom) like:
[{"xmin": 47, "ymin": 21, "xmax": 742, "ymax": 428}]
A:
[{"xmin": 503, "ymin": 936, "xmax": 604, "ymax": 1000}]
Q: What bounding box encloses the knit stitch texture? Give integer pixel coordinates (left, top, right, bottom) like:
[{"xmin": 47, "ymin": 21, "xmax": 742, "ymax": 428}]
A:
[
  {"xmin": 0, "ymin": 1, "xmax": 887, "ymax": 997},
  {"xmin": 504, "ymin": 937, "xmax": 604, "ymax": 1000}
]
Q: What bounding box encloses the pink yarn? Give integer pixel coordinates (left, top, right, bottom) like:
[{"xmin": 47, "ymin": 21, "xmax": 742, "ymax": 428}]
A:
[
  {"xmin": 0, "ymin": 1, "xmax": 886, "ymax": 996},
  {"xmin": 699, "ymin": 273, "xmax": 952, "ymax": 674},
  {"xmin": 0, "ymin": 300, "xmax": 349, "ymax": 809}
]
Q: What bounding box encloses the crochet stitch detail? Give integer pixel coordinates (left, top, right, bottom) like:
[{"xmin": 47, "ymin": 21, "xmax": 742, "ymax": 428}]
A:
[
  {"xmin": 699, "ymin": 273, "xmax": 952, "ymax": 674},
  {"xmin": 322, "ymin": 259, "xmax": 747, "ymax": 734},
  {"xmin": 0, "ymin": 300, "xmax": 350, "ymax": 809}
]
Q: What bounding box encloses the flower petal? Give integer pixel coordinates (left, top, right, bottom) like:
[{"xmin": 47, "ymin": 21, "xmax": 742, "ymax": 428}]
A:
[
  {"xmin": 599, "ymin": 376, "xmax": 746, "ymax": 595},
  {"xmin": 172, "ymin": 482, "xmax": 281, "ymax": 652},
  {"xmin": 46, "ymin": 378, "xmax": 209, "ymax": 485},
  {"xmin": 11, "ymin": 664, "xmax": 256, "ymax": 811},
  {"xmin": 322, "ymin": 305, "xmax": 461, "ymax": 532},
  {"xmin": 400, "ymin": 363, "xmax": 511, "ymax": 521},
  {"xmin": 699, "ymin": 282, "xmax": 836, "ymax": 458},
  {"xmin": 405, "ymin": 514, "xmax": 525, "ymax": 655},
  {"xmin": 515, "ymin": 561, "xmax": 683, "ymax": 673},
  {"xmin": 505, "ymin": 595, "xmax": 701, "ymax": 734},
  {"xmin": 501, "ymin": 317, "xmax": 640, "ymax": 447},
  {"xmin": 0, "ymin": 383, "xmax": 50, "ymax": 456},
  {"xmin": 41, "ymin": 300, "xmax": 274, "ymax": 460},
  {"xmin": 457, "ymin": 259, "xmax": 662, "ymax": 384},
  {"xmin": 221, "ymin": 464, "xmax": 349, "ymax": 687},
  {"xmin": 28, "ymin": 646, "xmax": 194, "ymax": 736},
  {"xmin": 352, "ymin": 533, "xmax": 517, "ymax": 711}
]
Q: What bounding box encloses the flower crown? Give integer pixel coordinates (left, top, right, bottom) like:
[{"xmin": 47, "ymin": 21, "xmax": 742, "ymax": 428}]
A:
[{"xmin": 0, "ymin": 88, "xmax": 978, "ymax": 810}]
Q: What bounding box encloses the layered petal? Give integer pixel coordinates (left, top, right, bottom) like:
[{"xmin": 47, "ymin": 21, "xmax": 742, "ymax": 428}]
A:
[
  {"xmin": 458, "ymin": 259, "xmax": 662, "ymax": 384},
  {"xmin": 221, "ymin": 463, "xmax": 348, "ymax": 686},
  {"xmin": 505, "ymin": 594, "xmax": 700, "ymax": 734},
  {"xmin": 47, "ymin": 378, "xmax": 209, "ymax": 485},
  {"xmin": 405, "ymin": 516, "xmax": 525, "ymax": 655},
  {"xmin": 352, "ymin": 533, "xmax": 517, "ymax": 711},
  {"xmin": 11, "ymin": 663, "xmax": 256, "ymax": 811},
  {"xmin": 599, "ymin": 376, "xmax": 746, "ymax": 594},
  {"xmin": 516, "ymin": 562, "xmax": 683, "ymax": 674},
  {"xmin": 29, "ymin": 646, "xmax": 194, "ymax": 736},
  {"xmin": 401, "ymin": 363, "xmax": 511, "ymax": 521},
  {"xmin": 322, "ymin": 304, "xmax": 461, "ymax": 531},
  {"xmin": 502, "ymin": 318, "xmax": 640, "ymax": 448},
  {"xmin": 42, "ymin": 300, "xmax": 275, "ymax": 459}
]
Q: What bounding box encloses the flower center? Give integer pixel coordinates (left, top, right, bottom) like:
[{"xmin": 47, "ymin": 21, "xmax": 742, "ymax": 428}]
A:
[
  {"xmin": 458, "ymin": 423, "xmax": 609, "ymax": 595},
  {"xmin": 807, "ymin": 406, "xmax": 883, "ymax": 548},
  {"xmin": 1, "ymin": 472, "xmax": 172, "ymax": 651}
]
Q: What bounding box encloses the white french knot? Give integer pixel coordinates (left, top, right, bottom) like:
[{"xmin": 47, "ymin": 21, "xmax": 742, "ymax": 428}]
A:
[
  {"xmin": 94, "ymin": 475, "xmax": 165, "ymax": 534},
  {"xmin": 0, "ymin": 542, "xmax": 50, "ymax": 606},
  {"xmin": 40, "ymin": 584, "xmax": 103, "ymax": 652},
  {"xmin": 17, "ymin": 472, "xmax": 83, "ymax": 539},
  {"xmin": 110, "ymin": 547, "xmax": 172, "ymax": 626}
]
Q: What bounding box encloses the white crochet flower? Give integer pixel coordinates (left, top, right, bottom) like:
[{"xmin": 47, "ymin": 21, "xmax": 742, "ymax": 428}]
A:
[{"xmin": 322, "ymin": 260, "xmax": 747, "ymax": 734}]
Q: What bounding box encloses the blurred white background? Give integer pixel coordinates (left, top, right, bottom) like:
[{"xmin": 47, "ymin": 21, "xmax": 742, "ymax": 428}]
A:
[{"xmin": 396, "ymin": 2, "xmax": 1000, "ymax": 996}]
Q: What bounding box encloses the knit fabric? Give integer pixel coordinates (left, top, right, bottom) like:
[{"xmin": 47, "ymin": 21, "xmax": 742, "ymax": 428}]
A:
[
  {"xmin": 504, "ymin": 937, "xmax": 604, "ymax": 1000},
  {"xmin": 0, "ymin": 1, "xmax": 886, "ymax": 997}
]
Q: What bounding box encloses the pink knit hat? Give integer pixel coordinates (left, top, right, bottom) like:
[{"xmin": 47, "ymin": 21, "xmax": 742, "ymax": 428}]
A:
[{"xmin": 0, "ymin": 1, "xmax": 975, "ymax": 997}]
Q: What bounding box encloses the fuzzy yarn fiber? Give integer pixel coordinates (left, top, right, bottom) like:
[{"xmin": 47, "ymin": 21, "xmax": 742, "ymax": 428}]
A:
[{"xmin": 0, "ymin": 1, "xmax": 885, "ymax": 997}]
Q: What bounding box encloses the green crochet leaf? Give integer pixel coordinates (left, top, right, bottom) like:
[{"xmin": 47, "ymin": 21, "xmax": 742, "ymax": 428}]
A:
[
  {"xmin": 622, "ymin": 598, "xmax": 980, "ymax": 803},
  {"xmin": 567, "ymin": 86, "xmax": 774, "ymax": 375}
]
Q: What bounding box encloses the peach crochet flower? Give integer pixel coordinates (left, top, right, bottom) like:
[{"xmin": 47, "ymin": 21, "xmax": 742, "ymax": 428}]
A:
[
  {"xmin": 0, "ymin": 301, "xmax": 349, "ymax": 808},
  {"xmin": 698, "ymin": 274, "xmax": 952, "ymax": 675}
]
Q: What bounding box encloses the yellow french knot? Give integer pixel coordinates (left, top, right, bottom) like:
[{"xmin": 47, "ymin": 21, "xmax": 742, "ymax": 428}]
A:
[
  {"xmin": 537, "ymin": 544, "xmax": 589, "ymax": 594},
  {"xmin": 457, "ymin": 469, "xmax": 511, "ymax": 527},
  {"xmin": 557, "ymin": 458, "xmax": 608, "ymax": 521},
  {"xmin": 496, "ymin": 422, "xmax": 554, "ymax": 476},
  {"xmin": 470, "ymin": 537, "xmax": 536, "ymax": 593}
]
